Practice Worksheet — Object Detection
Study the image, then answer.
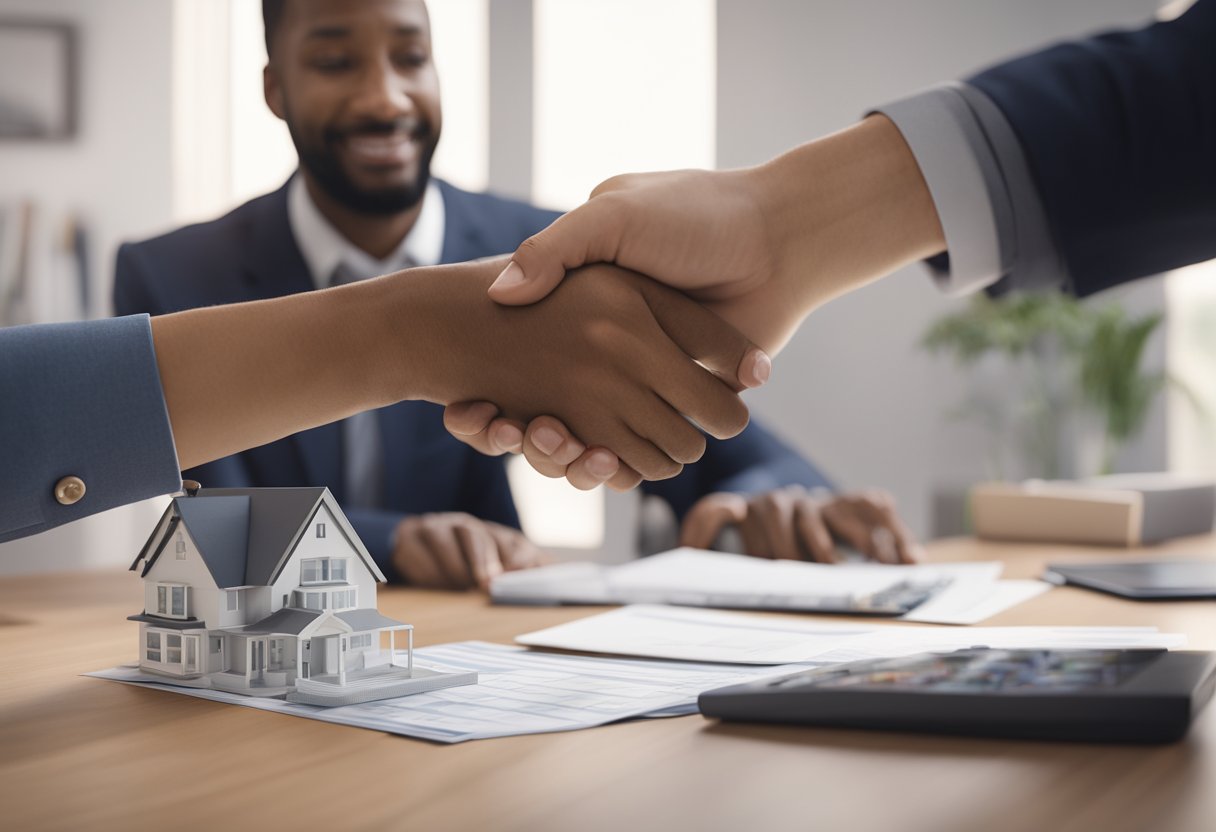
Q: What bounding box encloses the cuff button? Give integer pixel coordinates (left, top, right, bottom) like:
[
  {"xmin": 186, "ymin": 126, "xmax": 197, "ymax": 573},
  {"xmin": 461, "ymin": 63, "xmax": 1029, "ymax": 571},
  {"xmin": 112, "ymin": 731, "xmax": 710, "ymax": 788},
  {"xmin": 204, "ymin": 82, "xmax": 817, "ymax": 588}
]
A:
[{"xmin": 55, "ymin": 476, "xmax": 87, "ymax": 506}]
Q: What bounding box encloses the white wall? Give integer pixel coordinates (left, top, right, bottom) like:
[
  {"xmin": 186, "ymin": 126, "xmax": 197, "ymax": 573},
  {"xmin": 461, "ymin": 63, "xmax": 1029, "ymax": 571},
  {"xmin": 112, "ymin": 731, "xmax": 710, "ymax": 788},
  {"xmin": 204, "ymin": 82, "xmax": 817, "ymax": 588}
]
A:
[{"xmin": 716, "ymin": 0, "xmax": 1164, "ymax": 537}]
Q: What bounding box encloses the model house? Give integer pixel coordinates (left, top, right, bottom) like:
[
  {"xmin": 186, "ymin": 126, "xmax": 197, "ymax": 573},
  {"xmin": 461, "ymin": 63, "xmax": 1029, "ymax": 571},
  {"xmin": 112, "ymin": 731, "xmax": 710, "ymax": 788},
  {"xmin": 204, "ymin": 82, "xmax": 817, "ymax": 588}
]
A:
[{"xmin": 128, "ymin": 484, "xmax": 473, "ymax": 706}]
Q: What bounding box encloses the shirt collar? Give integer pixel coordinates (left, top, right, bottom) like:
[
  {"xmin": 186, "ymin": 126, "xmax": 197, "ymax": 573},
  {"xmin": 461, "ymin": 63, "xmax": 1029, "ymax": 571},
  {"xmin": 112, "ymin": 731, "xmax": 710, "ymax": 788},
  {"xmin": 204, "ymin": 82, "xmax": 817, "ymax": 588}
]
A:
[{"xmin": 287, "ymin": 174, "xmax": 446, "ymax": 289}]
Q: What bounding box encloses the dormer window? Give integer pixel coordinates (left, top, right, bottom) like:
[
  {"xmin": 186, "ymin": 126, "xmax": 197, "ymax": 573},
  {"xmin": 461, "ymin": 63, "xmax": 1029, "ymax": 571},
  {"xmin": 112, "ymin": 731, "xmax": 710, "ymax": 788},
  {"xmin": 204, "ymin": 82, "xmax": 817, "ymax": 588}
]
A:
[
  {"xmin": 156, "ymin": 583, "xmax": 188, "ymax": 619},
  {"xmin": 175, "ymin": 534, "xmax": 186, "ymax": 559},
  {"xmin": 316, "ymin": 522, "xmax": 326, "ymax": 538},
  {"xmin": 301, "ymin": 557, "xmax": 347, "ymax": 584}
]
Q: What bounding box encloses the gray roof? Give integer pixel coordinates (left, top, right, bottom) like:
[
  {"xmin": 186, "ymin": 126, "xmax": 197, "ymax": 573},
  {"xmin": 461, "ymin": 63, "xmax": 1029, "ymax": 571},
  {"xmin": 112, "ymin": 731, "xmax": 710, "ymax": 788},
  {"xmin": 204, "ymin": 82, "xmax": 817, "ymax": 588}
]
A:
[
  {"xmin": 241, "ymin": 607, "xmax": 322, "ymax": 636},
  {"xmin": 176, "ymin": 495, "xmax": 250, "ymax": 589},
  {"xmin": 129, "ymin": 487, "xmax": 385, "ymax": 590},
  {"xmin": 338, "ymin": 608, "xmax": 408, "ymax": 631},
  {"xmin": 126, "ymin": 613, "xmax": 209, "ymax": 630},
  {"xmin": 206, "ymin": 487, "xmax": 328, "ymax": 586}
]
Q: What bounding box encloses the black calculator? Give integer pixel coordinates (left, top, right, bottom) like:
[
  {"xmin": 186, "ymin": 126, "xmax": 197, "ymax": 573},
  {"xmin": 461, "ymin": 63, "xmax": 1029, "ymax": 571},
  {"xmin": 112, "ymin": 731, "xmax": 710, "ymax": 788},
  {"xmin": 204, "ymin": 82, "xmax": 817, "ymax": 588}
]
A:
[{"xmin": 699, "ymin": 648, "xmax": 1216, "ymax": 743}]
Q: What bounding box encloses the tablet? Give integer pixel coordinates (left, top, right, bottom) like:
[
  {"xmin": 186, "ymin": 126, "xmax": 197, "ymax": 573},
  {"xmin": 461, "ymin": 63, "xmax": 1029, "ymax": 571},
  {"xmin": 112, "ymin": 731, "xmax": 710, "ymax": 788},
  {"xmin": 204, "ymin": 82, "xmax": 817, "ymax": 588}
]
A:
[
  {"xmin": 698, "ymin": 648, "xmax": 1216, "ymax": 743},
  {"xmin": 1042, "ymin": 560, "xmax": 1216, "ymax": 600}
]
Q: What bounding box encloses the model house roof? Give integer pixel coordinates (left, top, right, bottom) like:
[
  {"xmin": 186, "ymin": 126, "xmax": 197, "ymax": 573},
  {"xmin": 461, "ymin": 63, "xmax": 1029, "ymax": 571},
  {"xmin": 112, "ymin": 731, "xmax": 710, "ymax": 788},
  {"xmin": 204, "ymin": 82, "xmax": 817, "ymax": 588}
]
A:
[{"xmin": 129, "ymin": 487, "xmax": 386, "ymax": 588}]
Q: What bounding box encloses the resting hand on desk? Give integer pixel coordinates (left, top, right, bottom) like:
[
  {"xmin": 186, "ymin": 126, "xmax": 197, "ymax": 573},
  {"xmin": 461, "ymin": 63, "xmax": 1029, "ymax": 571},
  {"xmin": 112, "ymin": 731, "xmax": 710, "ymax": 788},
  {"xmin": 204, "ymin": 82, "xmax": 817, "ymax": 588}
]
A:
[
  {"xmin": 681, "ymin": 486, "xmax": 922, "ymax": 564},
  {"xmin": 393, "ymin": 513, "xmax": 549, "ymax": 591}
]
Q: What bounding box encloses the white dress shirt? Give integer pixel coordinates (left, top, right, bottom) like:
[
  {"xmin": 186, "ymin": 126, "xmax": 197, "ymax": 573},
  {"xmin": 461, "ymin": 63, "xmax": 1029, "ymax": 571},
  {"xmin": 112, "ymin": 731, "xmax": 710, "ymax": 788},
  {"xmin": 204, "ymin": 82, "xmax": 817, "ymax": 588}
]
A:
[
  {"xmin": 874, "ymin": 83, "xmax": 1068, "ymax": 296},
  {"xmin": 286, "ymin": 174, "xmax": 446, "ymax": 509}
]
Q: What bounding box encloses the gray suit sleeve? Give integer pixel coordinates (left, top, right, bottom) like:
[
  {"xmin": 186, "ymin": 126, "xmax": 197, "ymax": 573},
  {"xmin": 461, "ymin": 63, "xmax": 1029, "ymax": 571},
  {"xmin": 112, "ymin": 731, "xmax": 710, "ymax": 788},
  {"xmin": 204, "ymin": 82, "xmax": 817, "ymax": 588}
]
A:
[
  {"xmin": 873, "ymin": 83, "xmax": 1068, "ymax": 295},
  {"xmin": 0, "ymin": 315, "xmax": 182, "ymax": 543}
]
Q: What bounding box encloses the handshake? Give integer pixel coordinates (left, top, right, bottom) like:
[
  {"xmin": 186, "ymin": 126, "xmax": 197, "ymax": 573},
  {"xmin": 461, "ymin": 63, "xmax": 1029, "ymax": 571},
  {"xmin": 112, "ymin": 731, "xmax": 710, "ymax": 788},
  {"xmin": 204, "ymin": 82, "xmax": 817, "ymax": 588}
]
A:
[{"xmin": 430, "ymin": 115, "xmax": 945, "ymax": 491}]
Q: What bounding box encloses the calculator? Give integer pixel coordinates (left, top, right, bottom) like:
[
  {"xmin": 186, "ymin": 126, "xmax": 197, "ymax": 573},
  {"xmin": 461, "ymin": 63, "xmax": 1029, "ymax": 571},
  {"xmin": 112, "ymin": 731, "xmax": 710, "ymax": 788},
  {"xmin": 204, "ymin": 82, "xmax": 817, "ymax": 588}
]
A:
[{"xmin": 698, "ymin": 648, "xmax": 1216, "ymax": 743}]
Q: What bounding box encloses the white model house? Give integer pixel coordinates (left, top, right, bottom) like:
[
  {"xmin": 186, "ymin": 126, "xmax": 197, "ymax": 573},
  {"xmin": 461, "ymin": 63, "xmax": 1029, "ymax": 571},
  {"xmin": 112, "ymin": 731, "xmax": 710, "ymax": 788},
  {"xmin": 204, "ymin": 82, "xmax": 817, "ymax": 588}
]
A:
[{"xmin": 128, "ymin": 485, "xmax": 473, "ymax": 706}]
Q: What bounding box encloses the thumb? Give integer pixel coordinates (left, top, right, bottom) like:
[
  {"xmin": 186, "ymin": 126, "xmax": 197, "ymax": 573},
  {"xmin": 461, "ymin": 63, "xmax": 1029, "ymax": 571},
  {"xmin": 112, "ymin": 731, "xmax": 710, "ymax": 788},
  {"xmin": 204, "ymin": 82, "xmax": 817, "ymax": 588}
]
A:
[
  {"xmin": 680, "ymin": 493, "xmax": 748, "ymax": 549},
  {"xmin": 488, "ymin": 197, "xmax": 626, "ymax": 306},
  {"xmin": 638, "ymin": 277, "xmax": 773, "ymax": 394}
]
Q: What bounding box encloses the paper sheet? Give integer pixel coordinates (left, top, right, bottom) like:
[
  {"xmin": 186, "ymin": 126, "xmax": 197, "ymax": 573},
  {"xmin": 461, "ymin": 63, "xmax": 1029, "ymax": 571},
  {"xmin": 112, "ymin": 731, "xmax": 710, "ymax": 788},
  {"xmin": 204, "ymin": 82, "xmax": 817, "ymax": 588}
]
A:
[
  {"xmin": 492, "ymin": 548, "xmax": 1037, "ymax": 624},
  {"xmin": 86, "ymin": 641, "xmax": 803, "ymax": 743},
  {"xmin": 515, "ymin": 604, "xmax": 1187, "ymax": 665}
]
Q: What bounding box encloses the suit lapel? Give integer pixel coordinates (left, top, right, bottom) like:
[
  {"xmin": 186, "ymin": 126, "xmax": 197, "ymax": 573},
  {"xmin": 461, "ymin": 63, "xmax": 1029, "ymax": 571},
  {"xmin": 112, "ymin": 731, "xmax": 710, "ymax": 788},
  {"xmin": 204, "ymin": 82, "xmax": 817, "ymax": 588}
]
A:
[{"xmin": 241, "ymin": 178, "xmax": 316, "ymax": 299}]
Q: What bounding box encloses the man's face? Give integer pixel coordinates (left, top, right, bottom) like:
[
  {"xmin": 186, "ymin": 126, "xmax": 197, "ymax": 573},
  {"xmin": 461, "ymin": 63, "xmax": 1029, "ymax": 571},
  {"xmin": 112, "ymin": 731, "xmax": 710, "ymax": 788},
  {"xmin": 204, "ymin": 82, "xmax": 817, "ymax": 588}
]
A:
[{"xmin": 265, "ymin": 0, "xmax": 442, "ymax": 215}]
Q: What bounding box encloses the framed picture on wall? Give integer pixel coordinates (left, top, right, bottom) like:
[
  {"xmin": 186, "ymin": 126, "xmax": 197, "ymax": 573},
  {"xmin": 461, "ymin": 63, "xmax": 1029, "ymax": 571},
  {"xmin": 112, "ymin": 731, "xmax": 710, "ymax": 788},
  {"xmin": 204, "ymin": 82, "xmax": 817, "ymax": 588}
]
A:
[{"xmin": 0, "ymin": 20, "xmax": 77, "ymax": 140}]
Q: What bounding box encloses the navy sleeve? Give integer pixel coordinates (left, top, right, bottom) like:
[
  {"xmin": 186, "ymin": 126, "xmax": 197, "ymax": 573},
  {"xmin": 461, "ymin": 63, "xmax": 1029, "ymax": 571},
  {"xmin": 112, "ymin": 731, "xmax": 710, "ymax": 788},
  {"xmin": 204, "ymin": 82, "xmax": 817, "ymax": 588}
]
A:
[
  {"xmin": 967, "ymin": 0, "xmax": 1216, "ymax": 297},
  {"xmin": 641, "ymin": 420, "xmax": 834, "ymax": 521},
  {"xmin": 0, "ymin": 316, "xmax": 182, "ymax": 542}
]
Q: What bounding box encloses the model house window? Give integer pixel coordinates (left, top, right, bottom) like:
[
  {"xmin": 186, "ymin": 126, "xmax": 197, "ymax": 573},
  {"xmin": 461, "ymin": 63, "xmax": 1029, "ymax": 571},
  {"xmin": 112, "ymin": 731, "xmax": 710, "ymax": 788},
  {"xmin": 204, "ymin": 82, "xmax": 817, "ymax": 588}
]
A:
[
  {"xmin": 226, "ymin": 590, "xmax": 240, "ymax": 612},
  {"xmin": 146, "ymin": 631, "xmax": 161, "ymax": 662},
  {"xmin": 316, "ymin": 522, "xmax": 326, "ymax": 538},
  {"xmin": 167, "ymin": 634, "xmax": 182, "ymax": 664},
  {"xmin": 156, "ymin": 584, "xmax": 188, "ymax": 618},
  {"xmin": 332, "ymin": 588, "xmax": 357, "ymax": 610},
  {"xmin": 175, "ymin": 535, "xmax": 186, "ymax": 558},
  {"xmin": 210, "ymin": 637, "xmax": 222, "ymax": 654},
  {"xmin": 301, "ymin": 557, "xmax": 348, "ymax": 584},
  {"xmin": 349, "ymin": 634, "xmax": 372, "ymax": 649}
]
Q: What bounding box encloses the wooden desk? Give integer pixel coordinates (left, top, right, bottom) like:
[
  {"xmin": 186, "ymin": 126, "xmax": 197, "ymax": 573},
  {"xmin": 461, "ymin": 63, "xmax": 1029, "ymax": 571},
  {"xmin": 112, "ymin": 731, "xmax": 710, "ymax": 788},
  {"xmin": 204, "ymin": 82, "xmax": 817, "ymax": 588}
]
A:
[{"xmin": 2, "ymin": 537, "xmax": 1214, "ymax": 832}]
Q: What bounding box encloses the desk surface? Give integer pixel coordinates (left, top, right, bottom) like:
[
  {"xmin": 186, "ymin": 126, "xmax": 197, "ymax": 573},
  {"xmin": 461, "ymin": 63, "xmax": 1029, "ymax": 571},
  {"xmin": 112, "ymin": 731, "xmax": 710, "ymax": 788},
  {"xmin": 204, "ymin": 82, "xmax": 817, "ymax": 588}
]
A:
[{"xmin": 2, "ymin": 537, "xmax": 1214, "ymax": 832}]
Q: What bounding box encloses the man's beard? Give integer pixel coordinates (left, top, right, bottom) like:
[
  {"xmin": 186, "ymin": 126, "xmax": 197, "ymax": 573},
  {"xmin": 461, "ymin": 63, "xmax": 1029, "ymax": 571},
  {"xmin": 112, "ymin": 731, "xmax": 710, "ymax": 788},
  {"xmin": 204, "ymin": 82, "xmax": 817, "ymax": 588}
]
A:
[{"xmin": 290, "ymin": 116, "xmax": 438, "ymax": 216}]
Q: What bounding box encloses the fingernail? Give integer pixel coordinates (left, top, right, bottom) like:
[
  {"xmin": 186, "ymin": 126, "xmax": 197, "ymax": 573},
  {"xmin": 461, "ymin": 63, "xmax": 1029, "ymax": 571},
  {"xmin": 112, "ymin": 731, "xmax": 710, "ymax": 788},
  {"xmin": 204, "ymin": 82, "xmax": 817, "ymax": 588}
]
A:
[
  {"xmin": 745, "ymin": 350, "xmax": 772, "ymax": 388},
  {"xmin": 493, "ymin": 423, "xmax": 523, "ymax": 452},
  {"xmin": 532, "ymin": 426, "xmax": 563, "ymax": 455},
  {"xmin": 491, "ymin": 260, "xmax": 526, "ymax": 292},
  {"xmin": 586, "ymin": 450, "xmax": 619, "ymax": 480}
]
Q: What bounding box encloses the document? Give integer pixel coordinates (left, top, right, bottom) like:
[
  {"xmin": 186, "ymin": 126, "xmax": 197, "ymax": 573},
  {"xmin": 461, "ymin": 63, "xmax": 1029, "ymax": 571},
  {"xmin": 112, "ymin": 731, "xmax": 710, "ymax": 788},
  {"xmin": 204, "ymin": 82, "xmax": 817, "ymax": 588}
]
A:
[
  {"xmin": 86, "ymin": 641, "xmax": 804, "ymax": 743},
  {"xmin": 516, "ymin": 604, "xmax": 1187, "ymax": 665},
  {"xmin": 491, "ymin": 548, "xmax": 1043, "ymax": 624}
]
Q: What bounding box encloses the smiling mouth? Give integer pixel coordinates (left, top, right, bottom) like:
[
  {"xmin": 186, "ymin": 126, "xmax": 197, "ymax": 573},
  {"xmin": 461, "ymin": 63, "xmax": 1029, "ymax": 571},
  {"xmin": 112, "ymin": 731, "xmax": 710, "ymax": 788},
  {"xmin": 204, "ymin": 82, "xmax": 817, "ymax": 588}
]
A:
[{"xmin": 343, "ymin": 132, "xmax": 418, "ymax": 166}]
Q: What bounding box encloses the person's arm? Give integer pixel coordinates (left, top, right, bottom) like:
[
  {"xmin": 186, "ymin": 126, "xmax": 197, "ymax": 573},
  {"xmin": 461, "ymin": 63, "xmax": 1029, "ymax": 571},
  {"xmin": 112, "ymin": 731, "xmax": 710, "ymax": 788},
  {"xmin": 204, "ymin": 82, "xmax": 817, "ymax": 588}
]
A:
[
  {"xmin": 452, "ymin": 1, "xmax": 1216, "ymax": 486},
  {"xmin": 1, "ymin": 259, "xmax": 761, "ymax": 542}
]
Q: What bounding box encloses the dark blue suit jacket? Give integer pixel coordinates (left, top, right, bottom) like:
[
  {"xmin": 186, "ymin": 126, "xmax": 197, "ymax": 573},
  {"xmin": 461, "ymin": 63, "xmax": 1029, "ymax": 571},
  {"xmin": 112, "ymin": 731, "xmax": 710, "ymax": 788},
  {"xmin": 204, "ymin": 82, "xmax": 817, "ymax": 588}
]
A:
[
  {"xmin": 114, "ymin": 178, "xmax": 830, "ymax": 576},
  {"xmin": 969, "ymin": 0, "xmax": 1216, "ymax": 297}
]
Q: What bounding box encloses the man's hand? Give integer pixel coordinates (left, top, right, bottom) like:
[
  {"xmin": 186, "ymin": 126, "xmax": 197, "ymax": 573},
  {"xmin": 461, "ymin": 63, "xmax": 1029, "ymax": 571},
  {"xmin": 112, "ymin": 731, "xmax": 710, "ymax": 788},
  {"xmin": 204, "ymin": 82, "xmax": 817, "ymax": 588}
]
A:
[
  {"xmin": 392, "ymin": 513, "xmax": 548, "ymax": 591},
  {"xmin": 390, "ymin": 259, "xmax": 765, "ymax": 487},
  {"xmin": 443, "ymin": 117, "xmax": 945, "ymax": 487},
  {"xmin": 679, "ymin": 486, "xmax": 923, "ymax": 564}
]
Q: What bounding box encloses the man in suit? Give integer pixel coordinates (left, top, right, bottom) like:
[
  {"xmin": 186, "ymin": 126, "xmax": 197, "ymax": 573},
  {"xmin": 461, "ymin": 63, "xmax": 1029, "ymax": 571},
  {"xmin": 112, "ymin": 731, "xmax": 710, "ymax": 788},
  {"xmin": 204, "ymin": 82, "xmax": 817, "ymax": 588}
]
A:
[{"xmin": 115, "ymin": 0, "xmax": 920, "ymax": 586}]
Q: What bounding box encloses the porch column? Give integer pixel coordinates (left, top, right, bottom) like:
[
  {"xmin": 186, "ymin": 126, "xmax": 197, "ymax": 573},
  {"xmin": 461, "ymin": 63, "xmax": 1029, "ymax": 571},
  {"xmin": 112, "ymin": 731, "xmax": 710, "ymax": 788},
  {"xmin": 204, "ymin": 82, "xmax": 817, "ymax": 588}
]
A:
[
  {"xmin": 244, "ymin": 639, "xmax": 251, "ymax": 684},
  {"xmin": 338, "ymin": 636, "xmax": 346, "ymax": 686},
  {"xmin": 407, "ymin": 627, "xmax": 413, "ymax": 674},
  {"xmin": 296, "ymin": 638, "xmax": 303, "ymax": 682},
  {"xmin": 388, "ymin": 629, "xmax": 395, "ymax": 669}
]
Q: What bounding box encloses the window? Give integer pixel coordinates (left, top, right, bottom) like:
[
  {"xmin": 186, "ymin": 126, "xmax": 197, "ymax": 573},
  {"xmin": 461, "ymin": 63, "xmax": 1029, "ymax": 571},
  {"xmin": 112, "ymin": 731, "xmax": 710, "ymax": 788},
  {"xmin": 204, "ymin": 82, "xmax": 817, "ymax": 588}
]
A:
[
  {"xmin": 210, "ymin": 637, "xmax": 222, "ymax": 654},
  {"xmin": 303, "ymin": 592, "xmax": 323, "ymax": 611},
  {"xmin": 316, "ymin": 522, "xmax": 326, "ymax": 538},
  {"xmin": 156, "ymin": 584, "xmax": 188, "ymax": 618},
  {"xmin": 349, "ymin": 634, "xmax": 372, "ymax": 650},
  {"xmin": 175, "ymin": 535, "xmax": 186, "ymax": 558},
  {"xmin": 301, "ymin": 557, "xmax": 348, "ymax": 584},
  {"xmin": 167, "ymin": 634, "xmax": 182, "ymax": 664},
  {"xmin": 146, "ymin": 631, "xmax": 161, "ymax": 662},
  {"xmin": 226, "ymin": 590, "xmax": 240, "ymax": 612}
]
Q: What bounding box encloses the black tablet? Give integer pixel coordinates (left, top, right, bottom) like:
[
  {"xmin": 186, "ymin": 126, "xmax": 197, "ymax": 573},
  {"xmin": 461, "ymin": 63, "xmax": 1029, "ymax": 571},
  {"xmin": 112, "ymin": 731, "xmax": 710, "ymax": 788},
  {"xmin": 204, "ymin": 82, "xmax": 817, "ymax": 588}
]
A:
[
  {"xmin": 1042, "ymin": 560, "xmax": 1216, "ymax": 600},
  {"xmin": 698, "ymin": 648, "xmax": 1216, "ymax": 743}
]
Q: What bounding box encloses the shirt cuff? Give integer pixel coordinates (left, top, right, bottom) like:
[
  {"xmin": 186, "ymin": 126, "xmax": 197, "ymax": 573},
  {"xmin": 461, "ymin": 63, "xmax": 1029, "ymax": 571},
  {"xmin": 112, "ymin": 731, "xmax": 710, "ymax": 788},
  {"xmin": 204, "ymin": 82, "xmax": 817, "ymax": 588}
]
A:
[{"xmin": 873, "ymin": 83, "xmax": 1013, "ymax": 295}]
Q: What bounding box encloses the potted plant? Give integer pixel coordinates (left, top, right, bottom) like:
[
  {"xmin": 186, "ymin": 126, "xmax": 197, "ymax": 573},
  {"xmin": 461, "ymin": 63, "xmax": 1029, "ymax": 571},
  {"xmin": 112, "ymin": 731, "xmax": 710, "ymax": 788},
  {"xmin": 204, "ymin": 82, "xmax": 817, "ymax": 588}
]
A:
[{"xmin": 922, "ymin": 292, "xmax": 1186, "ymax": 479}]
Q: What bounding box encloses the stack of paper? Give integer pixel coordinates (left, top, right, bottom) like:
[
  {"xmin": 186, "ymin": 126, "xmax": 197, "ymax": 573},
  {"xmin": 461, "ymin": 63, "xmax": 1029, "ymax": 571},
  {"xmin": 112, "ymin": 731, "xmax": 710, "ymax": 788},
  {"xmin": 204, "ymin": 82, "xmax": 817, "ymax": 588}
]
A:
[
  {"xmin": 491, "ymin": 548, "xmax": 1050, "ymax": 625},
  {"xmin": 516, "ymin": 605, "xmax": 1188, "ymax": 665}
]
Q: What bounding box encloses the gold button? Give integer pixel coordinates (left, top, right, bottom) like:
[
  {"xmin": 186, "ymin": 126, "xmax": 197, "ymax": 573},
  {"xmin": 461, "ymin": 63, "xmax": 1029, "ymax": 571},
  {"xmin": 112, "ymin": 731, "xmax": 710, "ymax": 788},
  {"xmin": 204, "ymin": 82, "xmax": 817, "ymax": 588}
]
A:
[{"xmin": 54, "ymin": 476, "xmax": 87, "ymax": 506}]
